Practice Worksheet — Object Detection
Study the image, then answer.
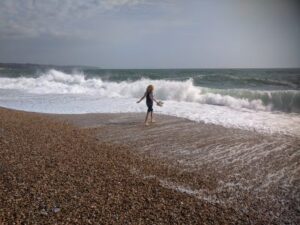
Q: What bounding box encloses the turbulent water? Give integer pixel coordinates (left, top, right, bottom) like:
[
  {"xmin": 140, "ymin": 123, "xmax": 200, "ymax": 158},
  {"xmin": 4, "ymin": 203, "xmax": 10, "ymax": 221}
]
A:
[{"xmin": 0, "ymin": 67, "xmax": 300, "ymax": 136}]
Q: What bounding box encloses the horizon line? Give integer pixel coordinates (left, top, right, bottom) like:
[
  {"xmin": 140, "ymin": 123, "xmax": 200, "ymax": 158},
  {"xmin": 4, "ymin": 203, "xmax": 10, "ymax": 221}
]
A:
[{"xmin": 0, "ymin": 62, "xmax": 299, "ymax": 70}]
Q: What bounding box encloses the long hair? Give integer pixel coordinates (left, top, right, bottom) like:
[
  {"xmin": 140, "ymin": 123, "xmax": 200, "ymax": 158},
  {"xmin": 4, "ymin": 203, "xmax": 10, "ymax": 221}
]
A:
[{"xmin": 146, "ymin": 85, "xmax": 154, "ymax": 94}]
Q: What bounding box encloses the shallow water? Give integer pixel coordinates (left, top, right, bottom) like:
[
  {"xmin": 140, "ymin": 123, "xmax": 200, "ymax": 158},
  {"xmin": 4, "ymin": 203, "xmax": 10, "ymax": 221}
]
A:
[{"xmin": 0, "ymin": 67, "xmax": 300, "ymax": 136}]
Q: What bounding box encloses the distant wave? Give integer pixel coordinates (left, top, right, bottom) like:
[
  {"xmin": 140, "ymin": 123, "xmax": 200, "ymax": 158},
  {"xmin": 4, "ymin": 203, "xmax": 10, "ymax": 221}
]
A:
[
  {"xmin": 195, "ymin": 74, "xmax": 299, "ymax": 89},
  {"xmin": 0, "ymin": 69, "xmax": 299, "ymax": 113}
]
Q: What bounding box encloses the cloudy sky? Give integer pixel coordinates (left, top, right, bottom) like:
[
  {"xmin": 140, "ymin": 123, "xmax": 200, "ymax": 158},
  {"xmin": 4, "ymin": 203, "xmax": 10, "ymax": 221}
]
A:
[{"xmin": 0, "ymin": 0, "xmax": 299, "ymax": 68}]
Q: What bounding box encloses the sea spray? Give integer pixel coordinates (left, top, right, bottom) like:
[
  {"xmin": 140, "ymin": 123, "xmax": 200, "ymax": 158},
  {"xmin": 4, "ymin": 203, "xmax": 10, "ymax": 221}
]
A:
[
  {"xmin": 1, "ymin": 68, "xmax": 300, "ymax": 136},
  {"xmin": 1, "ymin": 69, "xmax": 299, "ymax": 112}
]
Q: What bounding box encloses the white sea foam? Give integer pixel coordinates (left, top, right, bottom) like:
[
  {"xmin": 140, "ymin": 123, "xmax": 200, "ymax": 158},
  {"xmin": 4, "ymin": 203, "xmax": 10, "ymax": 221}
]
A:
[
  {"xmin": 0, "ymin": 69, "xmax": 270, "ymax": 110},
  {"xmin": 1, "ymin": 69, "xmax": 300, "ymax": 136}
]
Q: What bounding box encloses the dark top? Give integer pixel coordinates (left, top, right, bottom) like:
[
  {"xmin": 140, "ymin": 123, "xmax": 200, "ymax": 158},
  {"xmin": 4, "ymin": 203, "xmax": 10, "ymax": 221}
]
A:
[{"xmin": 146, "ymin": 91, "xmax": 153, "ymax": 106}]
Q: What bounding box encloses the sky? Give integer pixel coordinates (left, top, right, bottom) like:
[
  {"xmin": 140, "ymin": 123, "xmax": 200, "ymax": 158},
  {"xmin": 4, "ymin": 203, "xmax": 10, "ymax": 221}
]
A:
[{"xmin": 0, "ymin": 0, "xmax": 299, "ymax": 68}]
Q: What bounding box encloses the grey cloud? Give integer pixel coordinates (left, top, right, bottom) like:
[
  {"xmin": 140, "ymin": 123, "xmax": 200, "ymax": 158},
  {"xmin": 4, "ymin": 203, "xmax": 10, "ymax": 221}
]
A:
[
  {"xmin": 0, "ymin": 0, "xmax": 299, "ymax": 68},
  {"xmin": 0, "ymin": 0, "xmax": 145, "ymax": 39}
]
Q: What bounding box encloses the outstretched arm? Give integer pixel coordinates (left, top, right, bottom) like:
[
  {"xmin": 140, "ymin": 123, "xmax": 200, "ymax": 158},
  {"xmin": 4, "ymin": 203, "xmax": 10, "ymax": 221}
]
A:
[
  {"xmin": 150, "ymin": 93, "xmax": 158, "ymax": 104},
  {"xmin": 136, "ymin": 93, "xmax": 146, "ymax": 103},
  {"xmin": 152, "ymin": 96, "xmax": 158, "ymax": 104}
]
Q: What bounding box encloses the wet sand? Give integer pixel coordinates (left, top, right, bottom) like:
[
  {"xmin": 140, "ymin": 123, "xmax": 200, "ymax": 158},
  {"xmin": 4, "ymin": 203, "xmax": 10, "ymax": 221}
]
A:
[{"xmin": 1, "ymin": 108, "xmax": 299, "ymax": 224}]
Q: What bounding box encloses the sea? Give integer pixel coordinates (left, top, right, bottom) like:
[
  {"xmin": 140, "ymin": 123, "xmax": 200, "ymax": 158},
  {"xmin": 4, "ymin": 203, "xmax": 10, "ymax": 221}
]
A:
[{"xmin": 0, "ymin": 67, "xmax": 300, "ymax": 136}]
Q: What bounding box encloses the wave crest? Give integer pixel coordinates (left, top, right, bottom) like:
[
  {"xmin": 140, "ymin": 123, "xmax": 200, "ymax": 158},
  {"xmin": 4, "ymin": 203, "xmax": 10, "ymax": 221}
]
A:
[{"xmin": 0, "ymin": 69, "xmax": 299, "ymax": 112}]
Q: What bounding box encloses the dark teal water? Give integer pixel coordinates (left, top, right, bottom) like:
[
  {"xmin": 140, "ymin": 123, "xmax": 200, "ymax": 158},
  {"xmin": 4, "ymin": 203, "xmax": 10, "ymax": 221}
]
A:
[
  {"xmin": 1, "ymin": 67, "xmax": 299, "ymax": 90},
  {"xmin": 0, "ymin": 67, "xmax": 299, "ymax": 112}
]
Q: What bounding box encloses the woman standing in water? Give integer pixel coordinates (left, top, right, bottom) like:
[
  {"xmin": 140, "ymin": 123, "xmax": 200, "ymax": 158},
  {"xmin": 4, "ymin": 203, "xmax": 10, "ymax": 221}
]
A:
[{"xmin": 137, "ymin": 85, "xmax": 159, "ymax": 126}]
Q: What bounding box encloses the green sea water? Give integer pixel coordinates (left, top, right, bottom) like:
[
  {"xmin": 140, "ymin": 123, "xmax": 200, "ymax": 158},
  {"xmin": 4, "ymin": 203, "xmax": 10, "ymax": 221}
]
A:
[{"xmin": 0, "ymin": 67, "xmax": 299, "ymax": 113}]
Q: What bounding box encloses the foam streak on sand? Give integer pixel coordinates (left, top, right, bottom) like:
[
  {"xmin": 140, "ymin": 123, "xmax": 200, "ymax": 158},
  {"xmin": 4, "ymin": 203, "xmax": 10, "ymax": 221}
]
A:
[{"xmin": 60, "ymin": 112, "xmax": 300, "ymax": 224}]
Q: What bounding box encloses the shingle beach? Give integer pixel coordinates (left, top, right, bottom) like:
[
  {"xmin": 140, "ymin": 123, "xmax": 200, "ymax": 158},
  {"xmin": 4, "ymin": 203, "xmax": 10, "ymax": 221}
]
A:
[{"xmin": 1, "ymin": 108, "xmax": 299, "ymax": 224}]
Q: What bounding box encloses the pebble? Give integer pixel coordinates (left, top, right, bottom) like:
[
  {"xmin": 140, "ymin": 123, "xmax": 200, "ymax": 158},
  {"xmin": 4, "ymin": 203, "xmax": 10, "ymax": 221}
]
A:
[
  {"xmin": 53, "ymin": 207, "xmax": 61, "ymax": 213},
  {"xmin": 40, "ymin": 209, "xmax": 48, "ymax": 216}
]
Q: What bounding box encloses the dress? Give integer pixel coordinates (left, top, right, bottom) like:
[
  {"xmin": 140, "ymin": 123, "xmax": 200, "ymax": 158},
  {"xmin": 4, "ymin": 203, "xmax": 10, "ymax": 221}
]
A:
[{"xmin": 146, "ymin": 92, "xmax": 153, "ymax": 112}]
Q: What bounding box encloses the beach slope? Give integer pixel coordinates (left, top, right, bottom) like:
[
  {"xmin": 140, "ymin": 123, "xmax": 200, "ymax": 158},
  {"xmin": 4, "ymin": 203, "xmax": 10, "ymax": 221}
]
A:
[
  {"xmin": 1, "ymin": 108, "xmax": 246, "ymax": 224},
  {"xmin": 1, "ymin": 108, "xmax": 299, "ymax": 224}
]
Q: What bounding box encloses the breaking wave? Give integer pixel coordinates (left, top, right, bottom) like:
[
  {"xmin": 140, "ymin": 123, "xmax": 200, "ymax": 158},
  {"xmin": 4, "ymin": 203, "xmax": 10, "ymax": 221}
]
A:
[{"xmin": 0, "ymin": 69, "xmax": 299, "ymax": 113}]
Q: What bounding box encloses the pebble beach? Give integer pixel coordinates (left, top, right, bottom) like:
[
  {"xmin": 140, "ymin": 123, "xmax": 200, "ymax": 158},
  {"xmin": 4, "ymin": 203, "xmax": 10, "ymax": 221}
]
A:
[{"xmin": 1, "ymin": 107, "xmax": 299, "ymax": 224}]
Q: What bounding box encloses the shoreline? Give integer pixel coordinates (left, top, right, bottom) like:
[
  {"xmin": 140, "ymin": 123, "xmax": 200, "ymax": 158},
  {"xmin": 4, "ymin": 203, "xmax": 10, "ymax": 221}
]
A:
[
  {"xmin": 2, "ymin": 101, "xmax": 300, "ymax": 137},
  {"xmin": 1, "ymin": 107, "xmax": 299, "ymax": 224}
]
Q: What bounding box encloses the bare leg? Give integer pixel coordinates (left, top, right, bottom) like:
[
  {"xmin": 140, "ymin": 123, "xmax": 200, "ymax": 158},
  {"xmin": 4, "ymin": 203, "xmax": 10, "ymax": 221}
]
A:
[
  {"xmin": 150, "ymin": 111, "xmax": 155, "ymax": 123},
  {"xmin": 145, "ymin": 112, "xmax": 150, "ymax": 125}
]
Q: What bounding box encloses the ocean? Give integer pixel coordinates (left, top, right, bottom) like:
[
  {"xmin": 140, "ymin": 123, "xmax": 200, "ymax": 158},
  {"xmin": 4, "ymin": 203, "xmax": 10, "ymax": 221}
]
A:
[{"xmin": 0, "ymin": 67, "xmax": 300, "ymax": 136}]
